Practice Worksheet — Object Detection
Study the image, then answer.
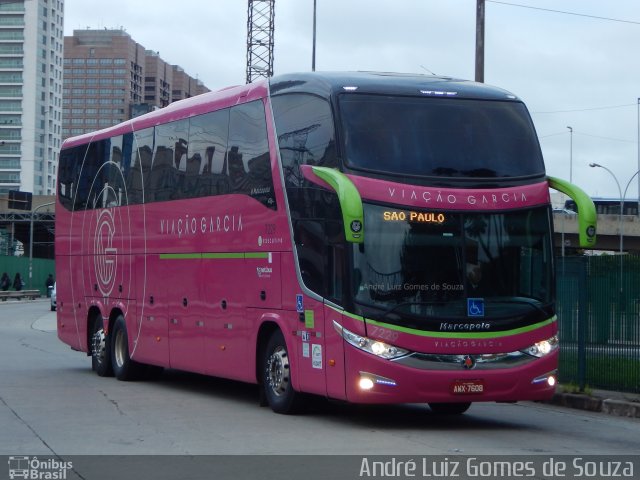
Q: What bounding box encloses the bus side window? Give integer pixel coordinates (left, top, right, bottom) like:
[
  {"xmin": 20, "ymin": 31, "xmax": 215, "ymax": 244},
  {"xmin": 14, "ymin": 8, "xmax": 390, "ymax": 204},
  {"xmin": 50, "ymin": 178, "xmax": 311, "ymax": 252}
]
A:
[
  {"xmin": 188, "ymin": 108, "xmax": 229, "ymax": 198},
  {"xmin": 58, "ymin": 146, "xmax": 84, "ymax": 211},
  {"xmin": 148, "ymin": 119, "xmax": 188, "ymax": 202},
  {"xmin": 132, "ymin": 128, "xmax": 153, "ymax": 204},
  {"xmin": 271, "ymin": 93, "xmax": 337, "ymax": 190},
  {"xmin": 228, "ymin": 100, "xmax": 276, "ymax": 210}
]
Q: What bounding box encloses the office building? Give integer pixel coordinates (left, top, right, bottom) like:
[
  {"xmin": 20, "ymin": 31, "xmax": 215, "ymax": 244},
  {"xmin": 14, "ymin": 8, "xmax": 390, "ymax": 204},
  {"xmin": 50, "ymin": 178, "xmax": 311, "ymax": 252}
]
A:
[{"xmin": 63, "ymin": 29, "xmax": 209, "ymax": 139}]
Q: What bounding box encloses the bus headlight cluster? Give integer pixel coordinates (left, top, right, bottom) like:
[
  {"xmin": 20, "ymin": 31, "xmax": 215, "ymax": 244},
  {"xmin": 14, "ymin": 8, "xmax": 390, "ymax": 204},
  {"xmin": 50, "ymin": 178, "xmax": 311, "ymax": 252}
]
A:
[
  {"xmin": 521, "ymin": 335, "xmax": 559, "ymax": 358},
  {"xmin": 333, "ymin": 321, "xmax": 409, "ymax": 360}
]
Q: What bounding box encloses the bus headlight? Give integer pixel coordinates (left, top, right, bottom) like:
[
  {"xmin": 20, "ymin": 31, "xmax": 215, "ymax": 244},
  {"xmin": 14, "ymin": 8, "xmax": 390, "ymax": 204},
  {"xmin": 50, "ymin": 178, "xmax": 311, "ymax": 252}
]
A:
[
  {"xmin": 333, "ymin": 321, "xmax": 409, "ymax": 360},
  {"xmin": 521, "ymin": 335, "xmax": 559, "ymax": 358}
]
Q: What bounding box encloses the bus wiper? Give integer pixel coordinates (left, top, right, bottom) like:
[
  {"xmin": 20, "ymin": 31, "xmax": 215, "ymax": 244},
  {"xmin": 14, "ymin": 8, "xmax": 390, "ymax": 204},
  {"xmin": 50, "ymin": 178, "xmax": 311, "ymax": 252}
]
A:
[
  {"xmin": 486, "ymin": 297, "xmax": 551, "ymax": 316},
  {"xmin": 378, "ymin": 301, "xmax": 446, "ymax": 322}
]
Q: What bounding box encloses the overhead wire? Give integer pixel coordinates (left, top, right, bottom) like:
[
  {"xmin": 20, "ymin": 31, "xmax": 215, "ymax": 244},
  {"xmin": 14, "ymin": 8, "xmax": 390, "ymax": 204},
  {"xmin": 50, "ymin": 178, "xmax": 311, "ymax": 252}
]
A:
[{"xmin": 486, "ymin": 1, "xmax": 640, "ymax": 26}]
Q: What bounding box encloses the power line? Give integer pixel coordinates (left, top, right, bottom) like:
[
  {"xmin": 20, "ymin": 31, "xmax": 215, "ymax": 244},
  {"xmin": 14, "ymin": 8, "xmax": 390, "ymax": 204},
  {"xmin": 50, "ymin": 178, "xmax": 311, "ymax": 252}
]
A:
[
  {"xmin": 539, "ymin": 130, "xmax": 636, "ymax": 144},
  {"xmin": 487, "ymin": 1, "xmax": 640, "ymax": 26},
  {"xmin": 575, "ymin": 132, "xmax": 636, "ymax": 144},
  {"xmin": 532, "ymin": 103, "xmax": 637, "ymax": 114}
]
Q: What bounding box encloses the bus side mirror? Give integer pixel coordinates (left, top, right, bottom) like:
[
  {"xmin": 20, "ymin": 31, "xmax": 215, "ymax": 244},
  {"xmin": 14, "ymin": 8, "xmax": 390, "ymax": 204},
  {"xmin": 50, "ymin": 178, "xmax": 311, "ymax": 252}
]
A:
[
  {"xmin": 547, "ymin": 176, "xmax": 597, "ymax": 248},
  {"xmin": 310, "ymin": 167, "xmax": 364, "ymax": 244}
]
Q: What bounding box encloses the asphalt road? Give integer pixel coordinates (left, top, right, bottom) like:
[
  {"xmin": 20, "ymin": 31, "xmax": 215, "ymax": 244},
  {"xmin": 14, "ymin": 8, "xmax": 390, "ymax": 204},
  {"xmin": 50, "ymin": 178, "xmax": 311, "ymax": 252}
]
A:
[{"xmin": 1, "ymin": 299, "xmax": 639, "ymax": 459}]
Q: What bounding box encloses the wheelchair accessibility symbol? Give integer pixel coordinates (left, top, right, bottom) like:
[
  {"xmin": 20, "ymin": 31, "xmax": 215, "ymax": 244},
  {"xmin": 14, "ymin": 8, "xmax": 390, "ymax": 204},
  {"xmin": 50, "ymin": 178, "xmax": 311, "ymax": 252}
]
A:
[{"xmin": 467, "ymin": 298, "xmax": 485, "ymax": 317}]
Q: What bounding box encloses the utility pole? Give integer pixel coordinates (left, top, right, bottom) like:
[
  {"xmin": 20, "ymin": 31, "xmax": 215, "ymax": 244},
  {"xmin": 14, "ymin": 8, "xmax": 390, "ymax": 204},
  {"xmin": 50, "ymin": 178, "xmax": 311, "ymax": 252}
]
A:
[{"xmin": 475, "ymin": 0, "xmax": 485, "ymax": 83}]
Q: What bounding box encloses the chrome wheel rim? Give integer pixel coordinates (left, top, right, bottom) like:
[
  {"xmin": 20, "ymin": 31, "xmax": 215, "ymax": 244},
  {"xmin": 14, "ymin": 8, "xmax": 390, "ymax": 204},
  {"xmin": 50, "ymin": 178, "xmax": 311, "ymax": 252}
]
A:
[
  {"xmin": 91, "ymin": 327, "xmax": 107, "ymax": 365},
  {"xmin": 114, "ymin": 328, "xmax": 126, "ymax": 368},
  {"xmin": 266, "ymin": 346, "xmax": 289, "ymax": 397}
]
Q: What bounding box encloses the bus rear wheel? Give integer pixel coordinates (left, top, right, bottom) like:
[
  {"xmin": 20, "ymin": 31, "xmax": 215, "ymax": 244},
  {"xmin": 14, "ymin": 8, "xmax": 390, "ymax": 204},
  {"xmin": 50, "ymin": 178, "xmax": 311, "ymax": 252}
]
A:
[
  {"xmin": 91, "ymin": 315, "xmax": 113, "ymax": 377},
  {"xmin": 262, "ymin": 330, "xmax": 301, "ymax": 414},
  {"xmin": 111, "ymin": 314, "xmax": 144, "ymax": 381},
  {"xmin": 428, "ymin": 402, "xmax": 471, "ymax": 415}
]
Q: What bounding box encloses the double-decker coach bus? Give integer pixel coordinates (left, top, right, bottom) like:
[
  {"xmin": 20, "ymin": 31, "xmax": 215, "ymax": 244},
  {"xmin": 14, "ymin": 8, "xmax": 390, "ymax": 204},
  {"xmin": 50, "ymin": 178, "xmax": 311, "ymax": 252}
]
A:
[{"xmin": 56, "ymin": 72, "xmax": 597, "ymax": 415}]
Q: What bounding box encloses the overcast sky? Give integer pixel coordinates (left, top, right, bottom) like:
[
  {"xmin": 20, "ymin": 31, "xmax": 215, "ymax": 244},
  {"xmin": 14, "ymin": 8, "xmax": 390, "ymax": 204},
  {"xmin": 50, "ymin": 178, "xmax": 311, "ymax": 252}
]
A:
[{"xmin": 63, "ymin": 0, "xmax": 640, "ymax": 201}]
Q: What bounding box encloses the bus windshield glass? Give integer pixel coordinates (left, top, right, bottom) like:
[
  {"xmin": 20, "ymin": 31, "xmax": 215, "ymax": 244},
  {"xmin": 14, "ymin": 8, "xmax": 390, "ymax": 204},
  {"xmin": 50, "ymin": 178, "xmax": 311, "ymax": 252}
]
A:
[
  {"xmin": 339, "ymin": 94, "xmax": 544, "ymax": 178},
  {"xmin": 352, "ymin": 204, "xmax": 553, "ymax": 324}
]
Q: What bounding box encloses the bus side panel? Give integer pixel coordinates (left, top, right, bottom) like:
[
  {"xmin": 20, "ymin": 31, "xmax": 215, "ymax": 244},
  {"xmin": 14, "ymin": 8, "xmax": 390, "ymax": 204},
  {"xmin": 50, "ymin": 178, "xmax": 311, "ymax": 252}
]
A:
[
  {"xmin": 204, "ymin": 256, "xmax": 252, "ymax": 381},
  {"xmin": 130, "ymin": 253, "xmax": 169, "ymax": 367},
  {"xmin": 56, "ymin": 255, "xmax": 82, "ymax": 352},
  {"xmin": 324, "ymin": 307, "xmax": 347, "ymax": 401},
  {"xmin": 167, "ymin": 256, "xmax": 206, "ymax": 373},
  {"xmin": 292, "ymin": 298, "xmax": 326, "ymax": 396}
]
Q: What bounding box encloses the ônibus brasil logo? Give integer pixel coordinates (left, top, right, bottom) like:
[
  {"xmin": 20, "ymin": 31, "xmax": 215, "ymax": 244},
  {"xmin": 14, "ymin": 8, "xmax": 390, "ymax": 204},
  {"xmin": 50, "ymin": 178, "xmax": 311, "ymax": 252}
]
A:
[
  {"xmin": 94, "ymin": 208, "xmax": 117, "ymax": 297},
  {"xmin": 8, "ymin": 456, "xmax": 72, "ymax": 479}
]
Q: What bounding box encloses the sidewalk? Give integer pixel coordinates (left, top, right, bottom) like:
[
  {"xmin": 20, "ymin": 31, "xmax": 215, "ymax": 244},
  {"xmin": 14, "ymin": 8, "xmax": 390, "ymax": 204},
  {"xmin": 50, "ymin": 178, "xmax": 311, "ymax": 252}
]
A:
[{"xmin": 547, "ymin": 388, "xmax": 640, "ymax": 419}]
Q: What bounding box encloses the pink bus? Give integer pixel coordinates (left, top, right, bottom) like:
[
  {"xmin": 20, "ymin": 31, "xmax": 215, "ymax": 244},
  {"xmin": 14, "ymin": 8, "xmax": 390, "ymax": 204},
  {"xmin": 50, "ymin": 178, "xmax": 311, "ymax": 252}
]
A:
[{"xmin": 56, "ymin": 72, "xmax": 596, "ymax": 414}]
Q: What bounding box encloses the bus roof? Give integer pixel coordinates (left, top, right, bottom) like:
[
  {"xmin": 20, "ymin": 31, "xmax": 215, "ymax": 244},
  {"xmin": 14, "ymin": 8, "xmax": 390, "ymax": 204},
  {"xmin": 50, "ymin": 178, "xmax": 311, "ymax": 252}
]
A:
[{"xmin": 269, "ymin": 71, "xmax": 522, "ymax": 102}]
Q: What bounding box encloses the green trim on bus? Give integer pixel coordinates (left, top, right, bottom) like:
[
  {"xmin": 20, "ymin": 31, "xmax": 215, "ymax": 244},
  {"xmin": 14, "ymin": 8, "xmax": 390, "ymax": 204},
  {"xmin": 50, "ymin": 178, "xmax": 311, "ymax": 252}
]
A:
[
  {"xmin": 311, "ymin": 166, "xmax": 364, "ymax": 243},
  {"xmin": 326, "ymin": 303, "xmax": 557, "ymax": 340},
  {"xmin": 547, "ymin": 176, "xmax": 597, "ymax": 248},
  {"xmin": 159, "ymin": 252, "xmax": 270, "ymax": 260}
]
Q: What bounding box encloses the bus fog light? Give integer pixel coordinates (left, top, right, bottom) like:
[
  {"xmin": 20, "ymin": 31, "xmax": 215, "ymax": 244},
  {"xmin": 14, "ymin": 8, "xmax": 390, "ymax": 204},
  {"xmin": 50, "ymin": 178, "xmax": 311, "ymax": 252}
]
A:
[
  {"xmin": 532, "ymin": 371, "xmax": 557, "ymax": 386},
  {"xmin": 359, "ymin": 377, "xmax": 375, "ymax": 390}
]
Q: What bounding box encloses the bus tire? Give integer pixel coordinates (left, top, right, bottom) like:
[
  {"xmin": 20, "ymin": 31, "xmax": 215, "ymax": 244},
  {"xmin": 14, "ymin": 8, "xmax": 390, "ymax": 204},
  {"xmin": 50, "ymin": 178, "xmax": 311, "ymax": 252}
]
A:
[
  {"xmin": 262, "ymin": 329, "xmax": 300, "ymax": 414},
  {"xmin": 91, "ymin": 314, "xmax": 113, "ymax": 377},
  {"xmin": 110, "ymin": 314, "xmax": 144, "ymax": 381},
  {"xmin": 428, "ymin": 402, "xmax": 471, "ymax": 415}
]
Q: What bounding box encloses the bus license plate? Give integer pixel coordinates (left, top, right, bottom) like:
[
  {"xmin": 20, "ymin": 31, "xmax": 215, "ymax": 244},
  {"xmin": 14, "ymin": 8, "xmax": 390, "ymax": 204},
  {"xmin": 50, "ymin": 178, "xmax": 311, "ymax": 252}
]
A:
[{"xmin": 450, "ymin": 379, "xmax": 484, "ymax": 395}]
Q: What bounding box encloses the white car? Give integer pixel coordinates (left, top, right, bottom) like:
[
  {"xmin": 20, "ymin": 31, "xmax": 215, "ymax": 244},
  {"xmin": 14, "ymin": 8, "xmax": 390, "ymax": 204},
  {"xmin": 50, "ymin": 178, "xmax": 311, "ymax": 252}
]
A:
[{"xmin": 50, "ymin": 282, "xmax": 56, "ymax": 311}]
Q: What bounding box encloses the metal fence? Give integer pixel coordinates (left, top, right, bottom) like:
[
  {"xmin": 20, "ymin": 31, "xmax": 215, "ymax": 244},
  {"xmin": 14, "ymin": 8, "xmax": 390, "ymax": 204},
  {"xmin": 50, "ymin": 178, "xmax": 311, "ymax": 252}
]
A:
[
  {"xmin": 0, "ymin": 256, "xmax": 55, "ymax": 296},
  {"xmin": 556, "ymin": 255, "xmax": 640, "ymax": 393}
]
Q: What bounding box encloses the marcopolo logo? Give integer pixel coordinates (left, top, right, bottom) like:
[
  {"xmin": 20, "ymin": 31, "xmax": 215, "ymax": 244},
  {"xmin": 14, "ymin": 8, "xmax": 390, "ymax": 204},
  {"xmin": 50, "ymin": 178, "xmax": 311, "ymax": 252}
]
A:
[{"xmin": 8, "ymin": 456, "xmax": 72, "ymax": 479}]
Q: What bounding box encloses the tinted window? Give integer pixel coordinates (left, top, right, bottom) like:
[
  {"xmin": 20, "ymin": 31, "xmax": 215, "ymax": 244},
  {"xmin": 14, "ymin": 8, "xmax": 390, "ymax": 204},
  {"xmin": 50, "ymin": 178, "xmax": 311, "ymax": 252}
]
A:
[
  {"xmin": 58, "ymin": 100, "xmax": 276, "ymax": 210},
  {"xmin": 58, "ymin": 145, "xmax": 85, "ymax": 210},
  {"xmin": 271, "ymin": 93, "xmax": 337, "ymax": 188},
  {"xmin": 339, "ymin": 94, "xmax": 544, "ymax": 178},
  {"xmin": 148, "ymin": 119, "xmax": 189, "ymax": 202},
  {"xmin": 188, "ymin": 108, "xmax": 229, "ymax": 197},
  {"xmin": 130, "ymin": 128, "xmax": 153, "ymax": 205},
  {"xmin": 228, "ymin": 100, "xmax": 276, "ymax": 209}
]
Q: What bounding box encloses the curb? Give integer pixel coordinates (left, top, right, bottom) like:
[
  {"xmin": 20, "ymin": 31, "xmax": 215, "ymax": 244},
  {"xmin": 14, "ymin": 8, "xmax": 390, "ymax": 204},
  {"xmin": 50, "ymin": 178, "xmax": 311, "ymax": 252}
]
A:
[{"xmin": 546, "ymin": 393, "xmax": 640, "ymax": 418}]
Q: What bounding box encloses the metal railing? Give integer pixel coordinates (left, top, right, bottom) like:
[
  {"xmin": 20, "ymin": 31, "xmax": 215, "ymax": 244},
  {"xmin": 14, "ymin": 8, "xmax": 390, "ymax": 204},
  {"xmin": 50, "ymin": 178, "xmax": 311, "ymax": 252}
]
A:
[{"xmin": 557, "ymin": 255, "xmax": 640, "ymax": 393}]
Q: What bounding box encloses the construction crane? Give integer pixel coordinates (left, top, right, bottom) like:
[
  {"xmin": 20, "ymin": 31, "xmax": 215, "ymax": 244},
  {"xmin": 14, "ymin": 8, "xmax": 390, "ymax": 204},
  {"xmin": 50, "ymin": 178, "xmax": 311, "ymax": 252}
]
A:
[{"xmin": 246, "ymin": 0, "xmax": 275, "ymax": 84}]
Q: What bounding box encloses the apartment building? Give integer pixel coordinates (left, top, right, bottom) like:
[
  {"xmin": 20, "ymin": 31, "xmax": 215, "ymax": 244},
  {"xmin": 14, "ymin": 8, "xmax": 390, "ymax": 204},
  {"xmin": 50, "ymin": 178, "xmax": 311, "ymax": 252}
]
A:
[{"xmin": 0, "ymin": 0, "xmax": 64, "ymax": 195}]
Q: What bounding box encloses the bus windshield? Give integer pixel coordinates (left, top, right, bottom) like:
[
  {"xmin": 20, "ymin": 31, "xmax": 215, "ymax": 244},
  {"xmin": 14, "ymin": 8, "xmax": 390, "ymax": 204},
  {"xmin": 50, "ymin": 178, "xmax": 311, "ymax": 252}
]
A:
[
  {"xmin": 352, "ymin": 204, "xmax": 553, "ymax": 325},
  {"xmin": 339, "ymin": 94, "xmax": 544, "ymax": 178}
]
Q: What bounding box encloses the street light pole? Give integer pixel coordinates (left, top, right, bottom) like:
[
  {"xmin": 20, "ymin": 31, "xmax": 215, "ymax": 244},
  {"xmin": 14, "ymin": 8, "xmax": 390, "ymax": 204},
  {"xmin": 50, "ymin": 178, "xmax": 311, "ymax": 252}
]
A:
[
  {"xmin": 589, "ymin": 163, "xmax": 622, "ymax": 253},
  {"xmin": 29, "ymin": 201, "xmax": 54, "ymax": 290},
  {"xmin": 567, "ymin": 126, "xmax": 573, "ymax": 183},
  {"xmin": 312, "ymin": 0, "xmax": 317, "ymax": 72}
]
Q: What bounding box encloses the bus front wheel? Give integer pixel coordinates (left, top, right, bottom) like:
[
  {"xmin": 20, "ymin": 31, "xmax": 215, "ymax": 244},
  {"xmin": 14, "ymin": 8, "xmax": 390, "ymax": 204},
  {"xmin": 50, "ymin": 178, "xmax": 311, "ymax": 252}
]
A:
[
  {"xmin": 91, "ymin": 314, "xmax": 113, "ymax": 377},
  {"xmin": 262, "ymin": 330, "xmax": 301, "ymax": 414},
  {"xmin": 111, "ymin": 314, "xmax": 144, "ymax": 381},
  {"xmin": 428, "ymin": 402, "xmax": 471, "ymax": 415}
]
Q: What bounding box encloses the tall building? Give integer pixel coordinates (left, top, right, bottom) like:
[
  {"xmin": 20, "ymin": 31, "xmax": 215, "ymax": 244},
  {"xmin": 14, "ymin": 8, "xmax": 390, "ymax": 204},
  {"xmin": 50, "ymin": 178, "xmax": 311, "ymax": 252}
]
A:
[
  {"xmin": 63, "ymin": 29, "xmax": 209, "ymax": 139},
  {"xmin": 0, "ymin": 0, "xmax": 64, "ymax": 196}
]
